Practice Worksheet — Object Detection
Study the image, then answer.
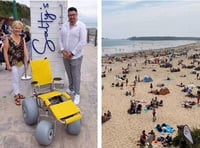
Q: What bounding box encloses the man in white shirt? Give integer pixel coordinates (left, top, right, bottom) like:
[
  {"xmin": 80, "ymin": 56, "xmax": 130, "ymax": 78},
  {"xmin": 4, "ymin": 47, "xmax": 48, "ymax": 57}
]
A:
[{"xmin": 59, "ymin": 7, "xmax": 87, "ymax": 105}]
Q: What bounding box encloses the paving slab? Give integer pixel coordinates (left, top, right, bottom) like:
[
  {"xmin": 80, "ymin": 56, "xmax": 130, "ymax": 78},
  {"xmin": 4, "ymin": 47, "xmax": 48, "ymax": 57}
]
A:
[{"xmin": 0, "ymin": 44, "xmax": 97, "ymax": 148}]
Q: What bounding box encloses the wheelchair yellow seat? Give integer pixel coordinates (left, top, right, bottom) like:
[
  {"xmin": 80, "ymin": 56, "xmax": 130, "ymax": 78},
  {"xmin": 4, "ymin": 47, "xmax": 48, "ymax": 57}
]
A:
[
  {"xmin": 29, "ymin": 58, "xmax": 82, "ymax": 124},
  {"xmin": 50, "ymin": 100, "xmax": 82, "ymax": 124},
  {"xmin": 38, "ymin": 91, "xmax": 81, "ymax": 124}
]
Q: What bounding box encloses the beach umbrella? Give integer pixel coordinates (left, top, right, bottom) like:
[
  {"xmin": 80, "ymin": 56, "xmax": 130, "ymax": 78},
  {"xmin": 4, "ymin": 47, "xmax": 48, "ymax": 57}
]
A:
[
  {"xmin": 143, "ymin": 75, "xmax": 153, "ymax": 82},
  {"xmin": 159, "ymin": 87, "xmax": 170, "ymax": 95}
]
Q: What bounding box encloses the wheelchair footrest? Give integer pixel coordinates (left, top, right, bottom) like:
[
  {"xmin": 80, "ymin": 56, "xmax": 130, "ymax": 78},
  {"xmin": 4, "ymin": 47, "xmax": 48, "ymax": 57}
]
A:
[
  {"xmin": 49, "ymin": 100, "xmax": 81, "ymax": 122},
  {"xmin": 64, "ymin": 113, "xmax": 82, "ymax": 124}
]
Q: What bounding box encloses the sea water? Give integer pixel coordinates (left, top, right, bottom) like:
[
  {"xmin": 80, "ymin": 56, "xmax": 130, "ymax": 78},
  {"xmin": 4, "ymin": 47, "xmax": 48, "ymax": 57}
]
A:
[{"xmin": 102, "ymin": 39, "xmax": 197, "ymax": 56}]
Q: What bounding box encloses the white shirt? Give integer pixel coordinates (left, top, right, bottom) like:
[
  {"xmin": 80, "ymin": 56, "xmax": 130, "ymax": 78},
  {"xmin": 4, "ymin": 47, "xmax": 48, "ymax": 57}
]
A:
[{"xmin": 59, "ymin": 20, "xmax": 87, "ymax": 59}]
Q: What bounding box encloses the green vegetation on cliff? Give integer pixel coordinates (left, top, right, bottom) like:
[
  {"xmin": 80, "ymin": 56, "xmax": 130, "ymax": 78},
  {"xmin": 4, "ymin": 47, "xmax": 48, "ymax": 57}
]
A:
[{"xmin": 0, "ymin": 1, "xmax": 30, "ymax": 24}]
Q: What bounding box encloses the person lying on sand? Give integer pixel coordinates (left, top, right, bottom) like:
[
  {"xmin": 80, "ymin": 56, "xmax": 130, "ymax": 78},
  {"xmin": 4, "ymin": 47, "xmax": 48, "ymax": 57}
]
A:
[
  {"xmin": 182, "ymin": 101, "xmax": 196, "ymax": 108},
  {"xmin": 149, "ymin": 89, "xmax": 159, "ymax": 95},
  {"xmin": 177, "ymin": 82, "xmax": 185, "ymax": 87}
]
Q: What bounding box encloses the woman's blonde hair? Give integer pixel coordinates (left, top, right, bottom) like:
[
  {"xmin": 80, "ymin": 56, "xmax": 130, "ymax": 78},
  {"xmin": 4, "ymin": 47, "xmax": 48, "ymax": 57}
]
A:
[{"xmin": 12, "ymin": 20, "xmax": 23, "ymax": 29}]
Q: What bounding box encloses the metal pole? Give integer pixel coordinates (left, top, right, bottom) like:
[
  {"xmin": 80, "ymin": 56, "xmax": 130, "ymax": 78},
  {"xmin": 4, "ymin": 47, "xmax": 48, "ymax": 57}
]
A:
[
  {"xmin": 21, "ymin": 60, "xmax": 31, "ymax": 80},
  {"xmin": 87, "ymin": 29, "xmax": 89, "ymax": 43},
  {"xmin": 13, "ymin": 0, "xmax": 17, "ymax": 20},
  {"xmin": 94, "ymin": 29, "xmax": 97, "ymax": 47}
]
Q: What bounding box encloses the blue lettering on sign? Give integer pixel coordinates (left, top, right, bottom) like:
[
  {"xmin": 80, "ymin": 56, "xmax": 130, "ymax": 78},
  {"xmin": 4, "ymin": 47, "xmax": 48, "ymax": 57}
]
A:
[{"xmin": 32, "ymin": 3, "xmax": 57, "ymax": 54}]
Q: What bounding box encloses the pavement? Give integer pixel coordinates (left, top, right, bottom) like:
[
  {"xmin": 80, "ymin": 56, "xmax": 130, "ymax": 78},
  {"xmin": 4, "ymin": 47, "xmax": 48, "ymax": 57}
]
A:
[{"xmin": 0, "ymin": 43, "xmax": 97, "ymax": 148}]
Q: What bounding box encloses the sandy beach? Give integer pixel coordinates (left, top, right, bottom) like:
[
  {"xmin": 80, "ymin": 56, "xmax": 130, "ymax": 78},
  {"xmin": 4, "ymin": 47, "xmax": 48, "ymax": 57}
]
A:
[{"xmin": 102, "ymin": 42, "xmax": 200, "ymax": 148}]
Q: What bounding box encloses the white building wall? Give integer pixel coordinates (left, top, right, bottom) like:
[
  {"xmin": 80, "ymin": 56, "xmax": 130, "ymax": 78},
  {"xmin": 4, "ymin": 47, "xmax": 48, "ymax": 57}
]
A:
[
  {"xmin": 30, "ymin": 0, "xmax": 67, "ymax": 59},
  {"xmin": 30, "ymin": 0, "xmax": 68, "ymax": 80}
]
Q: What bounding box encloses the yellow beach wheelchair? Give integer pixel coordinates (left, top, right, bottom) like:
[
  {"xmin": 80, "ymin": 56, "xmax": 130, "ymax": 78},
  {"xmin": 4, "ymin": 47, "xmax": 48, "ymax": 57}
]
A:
[{"xmin": 22, "ymin": 58, "xmax": 82, "ymax": 145}]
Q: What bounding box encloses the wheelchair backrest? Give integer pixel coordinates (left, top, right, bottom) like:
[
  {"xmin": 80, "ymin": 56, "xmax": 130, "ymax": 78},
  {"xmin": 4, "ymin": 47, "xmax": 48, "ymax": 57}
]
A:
[{"xmin": 30, "ymin": 58, "xmax": 53, "ymax": 86}]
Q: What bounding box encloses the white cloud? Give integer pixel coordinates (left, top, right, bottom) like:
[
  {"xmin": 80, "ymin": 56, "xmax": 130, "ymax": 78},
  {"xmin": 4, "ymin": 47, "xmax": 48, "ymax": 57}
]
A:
[
  {"xmin": 102, "ymin": 1, "xmax": 200, "ymax": 38},
  {"xmin": 16, "ymin": 0, "xmax": 30, "ymax": 7},
  {"xmin": 68, "ymin": 0, "xmax": 97, "ymax": 24}
]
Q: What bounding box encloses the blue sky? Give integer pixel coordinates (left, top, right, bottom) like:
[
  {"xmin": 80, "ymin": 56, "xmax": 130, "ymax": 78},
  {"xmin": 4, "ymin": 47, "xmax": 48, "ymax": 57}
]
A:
[{"xmin": 102, "ymin": 0, "xmax": 200, "ymax": 39}]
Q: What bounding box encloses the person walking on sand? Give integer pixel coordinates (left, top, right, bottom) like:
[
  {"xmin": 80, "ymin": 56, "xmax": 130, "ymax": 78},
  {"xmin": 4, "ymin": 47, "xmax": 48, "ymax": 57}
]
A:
[
  {"xmin": 59, "ymin": 7, "xmax": 87, "ymax": 105},
  {"xmin": 140, "ymin": 130, "xmax": 148, "ymax": 145},
  {"xmin": 126, "ymin": 78, "xmax": 128, "ymax": 86},
  {"xmin": 197, "ymin": 73, "xmax": 199, "ymax": 80},
  {"xmin": 138, "ymin": 75, "xmax": 140, "ymax": 82},
  {"xmin": 197, "ymin": 89, "xmax": 200, "ymax": 104},
  {"xmin": 152, "ymin": 108, "xmax": 156, "ymax": 122},
  {"xmin": 132, "ymin": 87, "xmax": 135, "ymax": 96},
  {"xmin": 150, "ymin": 83, "xmax": 153, "ymax": 91},
  {"xmin": 3, "ymin": 20, "xmax": 29, "ymax": 105}
]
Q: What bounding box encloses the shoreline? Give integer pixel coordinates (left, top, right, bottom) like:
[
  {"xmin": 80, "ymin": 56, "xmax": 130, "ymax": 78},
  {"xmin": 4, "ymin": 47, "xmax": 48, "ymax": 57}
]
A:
[{"xmin": 102, "ymin": 41, "xmax": 200, "ymax": 57}]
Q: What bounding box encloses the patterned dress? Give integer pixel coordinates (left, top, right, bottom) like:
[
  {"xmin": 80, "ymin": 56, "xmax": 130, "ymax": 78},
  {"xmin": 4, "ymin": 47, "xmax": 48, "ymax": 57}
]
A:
[{"xmin": 8, "ymin": 36, "xmax": 24, "ymax": 66}]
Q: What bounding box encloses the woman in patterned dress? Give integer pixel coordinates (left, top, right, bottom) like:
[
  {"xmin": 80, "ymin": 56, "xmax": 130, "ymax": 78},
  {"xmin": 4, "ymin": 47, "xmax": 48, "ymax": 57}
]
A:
[{"xmin": 3, "ymin": 20, "xmax": 29, "ymax": 105}]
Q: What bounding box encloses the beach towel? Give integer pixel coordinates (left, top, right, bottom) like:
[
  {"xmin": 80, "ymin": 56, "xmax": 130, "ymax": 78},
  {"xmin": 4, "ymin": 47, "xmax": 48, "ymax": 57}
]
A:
[
  {"xmin": 140, "ymin": 99, "xmax": 148, "ymax": 103},
  {"xmin": 114, "ymin": 77, "xmax": 123, "ymax": 81},
  {"xmin": 144, "ymin": 108, "xmax": 149, "ymax": 113},
  {"xmin": 154, "ymin": 124, "xmax": 175, "ymax": 134}
]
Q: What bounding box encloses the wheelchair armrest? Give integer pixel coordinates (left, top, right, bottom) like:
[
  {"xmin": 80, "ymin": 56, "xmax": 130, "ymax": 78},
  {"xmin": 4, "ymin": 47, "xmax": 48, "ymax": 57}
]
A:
[
  {"xmin": 31, "ymin": 81, "xmax": 38, "ymax": 85},
  {"xmin": 53, "ymin": 77, "xmax": 62, "ymax": 81}
]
